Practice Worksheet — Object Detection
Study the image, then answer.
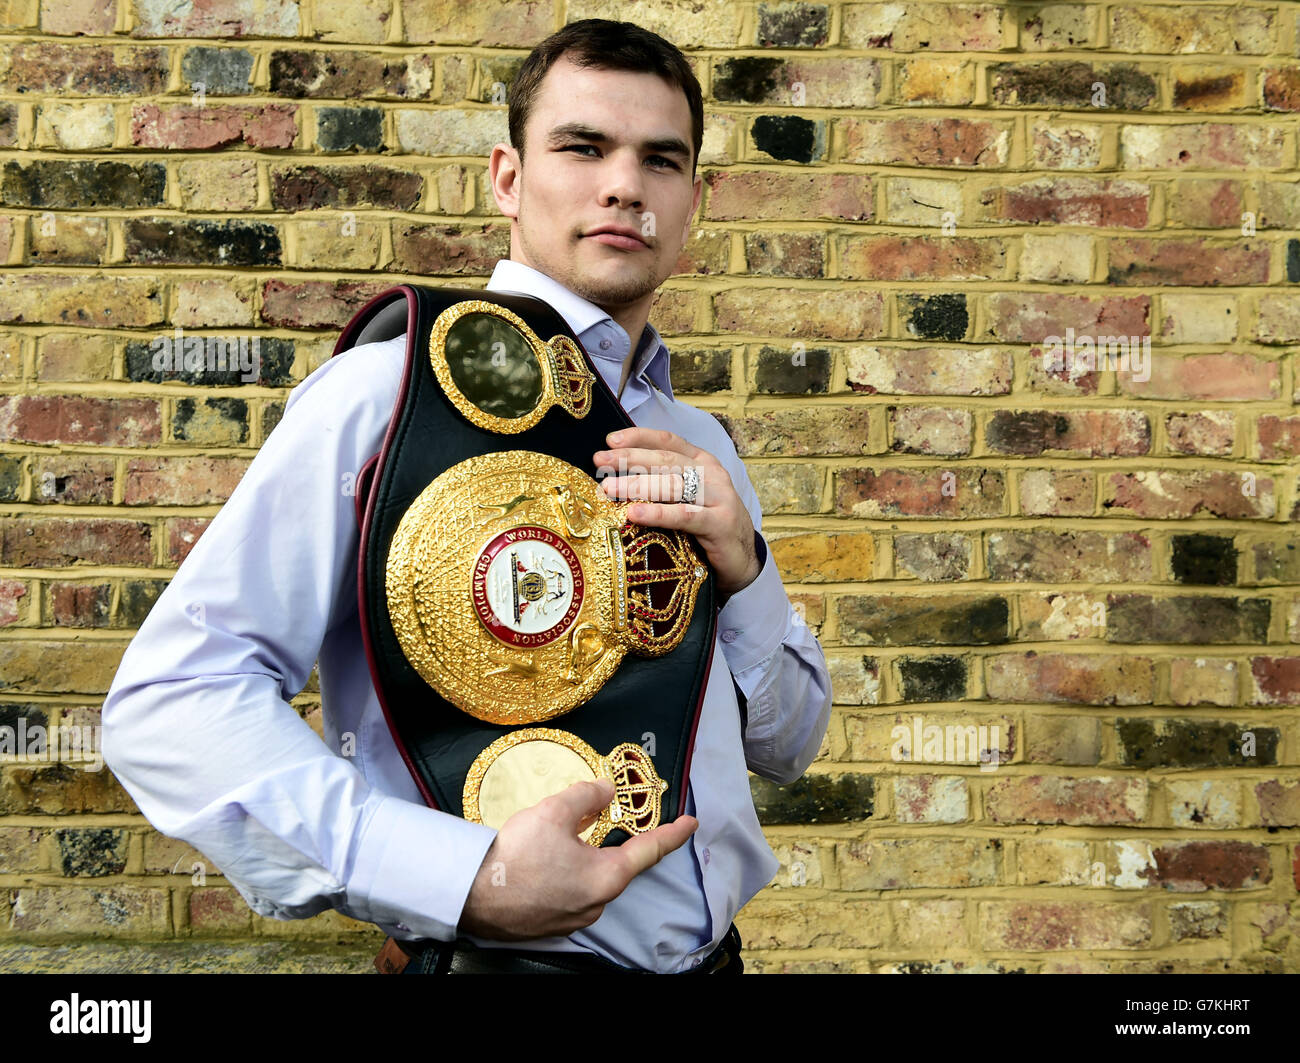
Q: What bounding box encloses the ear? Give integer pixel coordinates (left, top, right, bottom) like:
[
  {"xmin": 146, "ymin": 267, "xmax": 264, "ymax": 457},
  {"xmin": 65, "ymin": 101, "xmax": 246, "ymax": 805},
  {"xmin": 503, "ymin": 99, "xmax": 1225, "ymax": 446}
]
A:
[{"xmin": 489, "ymin": 143, "xmax": 521, "ymax": 219}]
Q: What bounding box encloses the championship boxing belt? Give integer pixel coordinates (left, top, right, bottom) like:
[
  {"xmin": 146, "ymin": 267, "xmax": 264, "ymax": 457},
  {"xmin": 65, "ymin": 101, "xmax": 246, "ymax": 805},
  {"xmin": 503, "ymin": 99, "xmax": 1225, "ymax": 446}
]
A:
[{"xmin": 333, "ymin": 286, "xmax": 717, "ymax": 847}]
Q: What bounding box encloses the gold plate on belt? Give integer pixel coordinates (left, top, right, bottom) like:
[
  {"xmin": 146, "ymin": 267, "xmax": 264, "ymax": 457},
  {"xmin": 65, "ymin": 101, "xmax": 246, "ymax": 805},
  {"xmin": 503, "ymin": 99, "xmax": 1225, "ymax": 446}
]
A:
[
  {"xmin": 462, "ymin": 727, "xmax": 668, "ymax": 846},
  {"xmin": 429, "ymin": 299, "xmax": 595, "ymax": 434},
  {"xmin": 385, "ymin": 450, "xmax": 708, "ymax": 725}
]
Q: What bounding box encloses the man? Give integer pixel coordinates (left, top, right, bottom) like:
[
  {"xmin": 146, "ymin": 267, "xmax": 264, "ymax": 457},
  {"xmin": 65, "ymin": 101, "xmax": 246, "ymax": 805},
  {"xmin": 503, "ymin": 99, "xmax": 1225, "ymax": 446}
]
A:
[{"xmin": 102, "ymin": 19, "xmax": 832, "ymax": 974}]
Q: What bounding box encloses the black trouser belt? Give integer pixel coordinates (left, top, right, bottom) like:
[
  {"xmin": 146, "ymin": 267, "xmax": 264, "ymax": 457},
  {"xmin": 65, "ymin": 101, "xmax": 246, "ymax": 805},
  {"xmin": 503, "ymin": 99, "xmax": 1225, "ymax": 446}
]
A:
[{"xmin": 385, "ymin": 924, "xmax": 743, "ymax": 974}]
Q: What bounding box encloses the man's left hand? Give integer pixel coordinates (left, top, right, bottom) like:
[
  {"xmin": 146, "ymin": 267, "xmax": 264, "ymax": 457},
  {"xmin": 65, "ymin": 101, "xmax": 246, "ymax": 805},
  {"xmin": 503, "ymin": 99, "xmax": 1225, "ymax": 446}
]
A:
[{"xmin": 593, "ymin": 427, "xmax": 761, "ymax": 597}]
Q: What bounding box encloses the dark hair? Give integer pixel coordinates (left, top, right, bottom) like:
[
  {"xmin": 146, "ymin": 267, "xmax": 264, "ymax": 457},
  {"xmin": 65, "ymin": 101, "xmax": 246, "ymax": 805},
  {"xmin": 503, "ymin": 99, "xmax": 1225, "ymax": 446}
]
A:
[{"xmin": 508, "ymin": 19, "xmax": 704, "ymax": 175}]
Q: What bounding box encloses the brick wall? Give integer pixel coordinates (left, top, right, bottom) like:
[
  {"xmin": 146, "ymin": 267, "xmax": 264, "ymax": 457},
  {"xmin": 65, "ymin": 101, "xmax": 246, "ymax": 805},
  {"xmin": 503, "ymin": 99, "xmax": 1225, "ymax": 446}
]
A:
[{"xmin": 0, "ymin": 0, "xmax": 1297, "ymax": 973}]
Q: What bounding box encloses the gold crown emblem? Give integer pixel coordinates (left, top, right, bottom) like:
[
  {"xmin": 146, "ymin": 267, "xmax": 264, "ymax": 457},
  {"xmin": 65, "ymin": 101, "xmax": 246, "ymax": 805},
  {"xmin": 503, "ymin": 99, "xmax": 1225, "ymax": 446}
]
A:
[{"xmin": 386, "ymin": 451, "xmax": 708, "ymax": 726}]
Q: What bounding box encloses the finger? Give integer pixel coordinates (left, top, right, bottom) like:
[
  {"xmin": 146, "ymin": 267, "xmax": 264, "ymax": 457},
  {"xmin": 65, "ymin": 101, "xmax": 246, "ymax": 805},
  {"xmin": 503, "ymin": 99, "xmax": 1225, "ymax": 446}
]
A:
[
  {"xmin": 605, "ymin": 814, "xmax": 699, "ymax": 889},
  {"xmin": 593, "ymin": 447, "xmax": 697, "ymax": 476},
  {"xmin": 538, "ymin": 778, "xmax": 615, "ymax": 830},
  {"xmin": 600, "ymin": 472, "xmax": 691, "ymax": 505},
  {"xmin": 625, "ymin": 499, "xmax": 710, "ymax": 529},
  {"xmin": 604, "ymin": 429, "xmax": 706, "ymax": 464}
]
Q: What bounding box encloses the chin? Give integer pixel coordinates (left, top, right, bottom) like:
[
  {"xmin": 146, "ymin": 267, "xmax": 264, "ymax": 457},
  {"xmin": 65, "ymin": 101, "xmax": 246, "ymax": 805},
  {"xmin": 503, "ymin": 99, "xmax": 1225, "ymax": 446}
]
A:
[{"xmin": 570, "ymin": 270, "xmax": 661, "ymax": 308}]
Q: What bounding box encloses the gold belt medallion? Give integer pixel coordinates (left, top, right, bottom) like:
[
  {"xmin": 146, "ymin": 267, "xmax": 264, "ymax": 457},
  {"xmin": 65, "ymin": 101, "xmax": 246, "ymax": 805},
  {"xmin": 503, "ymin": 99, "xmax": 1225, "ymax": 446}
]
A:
[
  {"xmin": 462, "ymin": 728, "xmax": 668, "ymax": 846},
  {"xmin": 385, "ymin": 450, "xmax": 708, "ymax": 726}
]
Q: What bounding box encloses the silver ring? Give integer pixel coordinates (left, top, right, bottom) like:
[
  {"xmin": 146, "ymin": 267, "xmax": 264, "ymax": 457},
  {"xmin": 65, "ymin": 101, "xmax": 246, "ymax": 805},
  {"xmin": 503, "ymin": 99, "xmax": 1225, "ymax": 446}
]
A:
[{"xmin": 680, "ymin": 466, "xmax": 700, "ymax": 505}]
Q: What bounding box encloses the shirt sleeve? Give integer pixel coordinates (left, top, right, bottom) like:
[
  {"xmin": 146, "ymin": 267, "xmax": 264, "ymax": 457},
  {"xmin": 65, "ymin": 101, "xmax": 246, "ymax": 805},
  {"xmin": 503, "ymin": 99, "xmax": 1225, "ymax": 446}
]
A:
[
  {"xmin": 711, "ymin": 442, "xmax": 833, "ymax": 786},
  {"xmin": 100, "ymin": 339, "xmax": 497, "ymax": 942}
]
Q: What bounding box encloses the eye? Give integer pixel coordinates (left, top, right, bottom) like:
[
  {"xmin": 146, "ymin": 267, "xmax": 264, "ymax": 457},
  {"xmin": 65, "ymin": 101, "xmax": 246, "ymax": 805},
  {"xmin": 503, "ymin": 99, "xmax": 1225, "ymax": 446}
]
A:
[
  {"xmin": 646, "ymin": 155, "xmax": 679, "ymax": 170},
  {"xmin": 561, "ymin": 144, "xmax": 599, "ymax": 157}
]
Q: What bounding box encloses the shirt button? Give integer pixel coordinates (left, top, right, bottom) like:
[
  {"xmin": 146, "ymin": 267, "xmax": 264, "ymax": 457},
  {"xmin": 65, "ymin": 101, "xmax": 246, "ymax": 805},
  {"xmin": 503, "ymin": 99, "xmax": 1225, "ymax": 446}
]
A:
[
  {"xmin": 599, "ymin": 338, "xmax": 612, "ymax": 350},
  {"xmin": 395, "ymin": 923, "xmax": 409, "ymax": 932},
  {"xmin": 721, "ymin": 629, "xmax": 738, "ymax": 643},
  {"xmin": 702, "ymin": 847, "xmax": 711, "ymax": 866}
]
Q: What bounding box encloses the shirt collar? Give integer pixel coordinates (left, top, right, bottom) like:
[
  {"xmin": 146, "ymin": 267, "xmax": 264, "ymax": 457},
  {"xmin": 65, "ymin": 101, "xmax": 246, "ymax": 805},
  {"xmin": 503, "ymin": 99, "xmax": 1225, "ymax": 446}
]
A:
[{"xmin": 486, "ymin": 259, "xmax": 674, "ymax": 402}]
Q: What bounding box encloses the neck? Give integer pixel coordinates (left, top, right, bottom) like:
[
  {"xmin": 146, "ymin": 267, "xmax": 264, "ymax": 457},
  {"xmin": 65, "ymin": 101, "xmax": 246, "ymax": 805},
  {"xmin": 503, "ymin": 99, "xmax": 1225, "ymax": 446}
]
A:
[{"xmin": 602, "ymin": 297, "xmax": 652, "ymax": 352}]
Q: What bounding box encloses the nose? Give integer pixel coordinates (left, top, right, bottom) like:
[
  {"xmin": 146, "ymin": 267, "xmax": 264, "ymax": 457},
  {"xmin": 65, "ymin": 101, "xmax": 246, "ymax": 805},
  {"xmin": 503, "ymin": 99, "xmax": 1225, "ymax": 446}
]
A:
[{"xmin": 597, "ymin": 149, "xmax": 645, "ymax": 211}]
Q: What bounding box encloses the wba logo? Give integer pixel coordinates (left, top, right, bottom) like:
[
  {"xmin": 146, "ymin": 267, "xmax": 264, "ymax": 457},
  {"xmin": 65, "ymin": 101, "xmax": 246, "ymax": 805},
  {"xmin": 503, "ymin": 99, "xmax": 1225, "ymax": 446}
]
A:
[{"xmin": 49, "ymin": 995, "xmax": 151, "ymax": 1043}]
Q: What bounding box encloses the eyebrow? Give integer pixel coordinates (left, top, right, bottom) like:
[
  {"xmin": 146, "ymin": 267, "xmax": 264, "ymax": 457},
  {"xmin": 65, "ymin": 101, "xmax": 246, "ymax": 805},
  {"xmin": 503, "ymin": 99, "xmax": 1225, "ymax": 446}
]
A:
[{"xmin": 546, "ymin": 122, "xmax": 691, "ymax": 161}]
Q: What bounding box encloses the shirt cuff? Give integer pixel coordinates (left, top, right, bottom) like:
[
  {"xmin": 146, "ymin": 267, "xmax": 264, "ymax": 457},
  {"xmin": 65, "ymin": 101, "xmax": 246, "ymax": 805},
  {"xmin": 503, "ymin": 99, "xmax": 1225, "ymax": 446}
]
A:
[
  {"xmin": 716, "ymin": 533, "xmax": 789, "ymax": 676},
  {"xmin": 345, "ymin": 793, "xmax": 497, "ymax": 941}
]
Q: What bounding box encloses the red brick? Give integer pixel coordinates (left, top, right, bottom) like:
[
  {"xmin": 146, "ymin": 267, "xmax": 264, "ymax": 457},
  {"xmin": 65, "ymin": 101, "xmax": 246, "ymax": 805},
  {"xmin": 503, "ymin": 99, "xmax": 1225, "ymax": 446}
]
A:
[
  {"xmin": 0, "ymin": 43, "xmax": 168, "ymax": 95},
  {"xmin": 835, "ymin": 467, "xmax": 1005, "ymax": 519},
  {"xmin": 986, "ymin": 775, "xmax": 1148, "ymax": 825},
  {"xmin": 1263, "ymin": 67, "xmax": 1300, "ymax": 112},
  {"xmin": 1120, "ymin": 352, "xmax": 1279, "ymax": 401},
  {"xmin": 0, "ymin": 518, "xmax": 151, "ymax": 567},
  {"xmin": 1103, "ymin": 470, "xmax": 1274, "ymax": 520},
  {"xmin": 32, "ymin": 455, "xmax": 115, "ymax": 505},
  {"xmin": 260, "ymin": 279, "xmax": 390, "ymax": 328},
  {"xmin": 1150, "ymin": 841, "xmax": 1271, "ymax": 891},
  {"xmin": 1257, "ymin": 415, "xmax": 1300, "ymax": 461},
  {"xmin": 0, "ymin": 396, "xmax": 160, "ymax": 446},
  {"xmin": 980, "ymin": 177, "xmax": 1150, "ymax": 227},
  {"xmin": 744, "ymin": 232, "xmax": 825, "ymax": 278},
  {"xmin": 390, "ymin": 223, "xmax": 508, "ymax": 276},
  {"xmin": 987, "ymin": 530, "xmax": 1152, "ymax": 582},
  {"xmin": 131, "ymin": 104, "xmax": 298, "ymax": 150},
  {"xmin": 841, "ymin": 116, "xmax": 1011, "ymax": 167},
  {"xmin": 889, "ymin": 406, "xmax": 972, "ymax": 455},
  {"xmin": 984, "ymin": 292, "xmax": 1149, "ymax": 343},
  {"xmin": 649, "ymin": 290, "xmax": 700, "ymax": 337},
  {"xmin": 124, "ymin": 458, "xmax": 250, "ymax": 506},
  {"xmin": 980, "ymin": 901, "xmax": 1152, "ymax": 950},
  {"xmin": 1249, "ymin": 657, "xmax": 1300, "ymax": 706},
  {"xmin": 165, "ymin": 518, "xmax": 210, "ymax": 565},
  {"xmin": 189, "ymin": 887, "xmax": 250, "ymax": 933},
  {"xmin": 838, "ymin": 235, "xmax": 1005, "ymax": 281},
  {"xmin": 704, "ymin": 171, "xmax": 873, "ymax": 222},
  {"xmin": 1108, "ymin": 238, "xmax": 1270, "ymax": 286},
  {"xmin": 985, "ymin": 409, "xmax": 1150, "ymax": 457},
  {"xmin": 986, "ymin": 652, "xmax": 1155, "ymax": 705},
  {"xmin": 1166, "ymin": 411, "xmax": 1235, "ymax": 456},
  {"xmin": 46, "ymin": 581, "xmax": 110, "ymax": 627},
  {"xmin": 0, "ymin": 578, "xmax": 28, "ymax": 626}
]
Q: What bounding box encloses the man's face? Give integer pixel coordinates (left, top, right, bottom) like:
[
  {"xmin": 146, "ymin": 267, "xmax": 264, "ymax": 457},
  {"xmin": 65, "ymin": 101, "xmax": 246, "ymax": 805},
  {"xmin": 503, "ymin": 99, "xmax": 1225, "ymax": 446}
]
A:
[{"xmin": 492, "ymin": 56, "xmax": 702, "ymax": 313}]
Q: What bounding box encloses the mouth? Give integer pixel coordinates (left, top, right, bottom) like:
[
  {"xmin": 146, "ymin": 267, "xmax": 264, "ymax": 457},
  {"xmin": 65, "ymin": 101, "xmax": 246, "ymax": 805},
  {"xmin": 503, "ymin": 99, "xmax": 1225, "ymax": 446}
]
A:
[{"xmin": 583, "ymin": 225, "xmax": 650, "ymax": 251}]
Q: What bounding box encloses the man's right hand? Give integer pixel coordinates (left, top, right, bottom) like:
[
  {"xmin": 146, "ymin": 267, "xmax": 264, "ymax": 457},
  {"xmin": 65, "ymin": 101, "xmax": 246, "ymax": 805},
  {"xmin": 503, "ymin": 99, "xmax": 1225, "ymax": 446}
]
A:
[{"xmin": 457, "ymin": 778, "xmax": 698, "ymax": 941}]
